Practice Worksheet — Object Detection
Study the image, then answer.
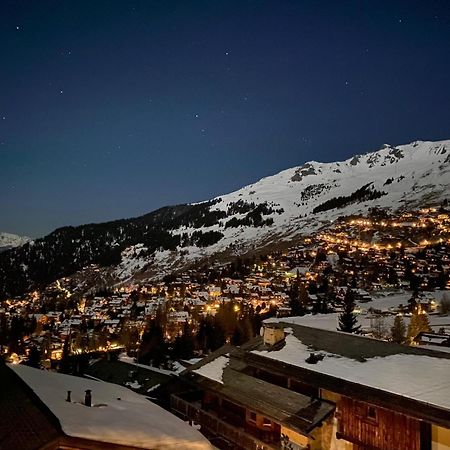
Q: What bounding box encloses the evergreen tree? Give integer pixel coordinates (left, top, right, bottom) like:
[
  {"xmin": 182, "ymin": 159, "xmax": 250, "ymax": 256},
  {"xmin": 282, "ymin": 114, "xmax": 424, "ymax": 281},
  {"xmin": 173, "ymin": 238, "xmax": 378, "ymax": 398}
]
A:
[
  {"xmin": 138, "ymin": 319, "xmax": 166, "ymax": 367},
  {"xmin": 172, "ymin": 321, "xmax": 195, "ymax": 360},
  {"xmin": 407, "ymin": 306, "xmax": 431, "ymax": 343},
  {"xmin": 289, "ymin": 274, "xmax": 306, "ymax": 316},
  {"xmin": 60, "ymin": 336, "xmax": 71, "ymax": 373},
  {"xmin": 26, "ymin": 345, "xmax": 41, "ymax": 368},
  {"xmin": 338, "ymin": 289, "xmax": 361, "ymax": 334},
  {"xmin": 0, "ymin": 313, "xmax": 9, "ymax": 353},
  {"xmin": 195, "ymin": 316, "xmax": 225, "ymax": 353},
  {"xmin": 390, "ymin": 315, "xmax": 406, "ymax": 344},
  {"xmin": 299, "ymin": 282, "xmax": 310, "ymax": 307}
]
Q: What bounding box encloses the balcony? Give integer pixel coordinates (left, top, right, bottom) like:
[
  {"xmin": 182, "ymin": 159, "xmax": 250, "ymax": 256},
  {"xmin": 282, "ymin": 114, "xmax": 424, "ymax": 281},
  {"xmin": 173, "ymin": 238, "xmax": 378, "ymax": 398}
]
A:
[{"xmin": 171, "ymin": 394, "xmax": 282, "ymax": 450}]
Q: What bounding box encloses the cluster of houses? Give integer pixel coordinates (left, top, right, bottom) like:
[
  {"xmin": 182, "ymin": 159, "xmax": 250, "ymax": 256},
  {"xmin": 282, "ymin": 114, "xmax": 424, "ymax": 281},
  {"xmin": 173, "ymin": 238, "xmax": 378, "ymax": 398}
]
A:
[{"xmin": 1, "ymin": 207, "xmax": 449, "ymax": 366}]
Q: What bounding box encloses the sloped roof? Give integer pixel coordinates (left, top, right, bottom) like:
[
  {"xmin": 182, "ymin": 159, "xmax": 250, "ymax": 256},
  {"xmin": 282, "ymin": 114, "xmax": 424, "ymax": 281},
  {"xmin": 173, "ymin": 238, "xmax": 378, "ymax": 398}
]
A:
[
  {"xmin": 187, "ymin": 353, "xmax": 334, "ymax": 435},
  {"xmin": 9, "ymin": 364, "xmax": 213, "ymax": 450},
  {"xmin": 85, "ymin": 359, "xmax": 170, "ymax": 395},
  {"xmin": 0, "ymin": 362, "xmax": 61, "ymax": 450}
]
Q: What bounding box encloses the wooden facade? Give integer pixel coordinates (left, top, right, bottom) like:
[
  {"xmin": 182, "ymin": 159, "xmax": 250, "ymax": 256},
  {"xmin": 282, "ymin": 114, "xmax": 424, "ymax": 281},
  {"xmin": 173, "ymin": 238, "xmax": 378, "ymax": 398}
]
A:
[
  {"xmin": 337, "ymin": 397, "xmax": 421, "ymax": 450},
  {"xmin": 171, "ymin": 393, "xmax": 282, "ymax": 450}
]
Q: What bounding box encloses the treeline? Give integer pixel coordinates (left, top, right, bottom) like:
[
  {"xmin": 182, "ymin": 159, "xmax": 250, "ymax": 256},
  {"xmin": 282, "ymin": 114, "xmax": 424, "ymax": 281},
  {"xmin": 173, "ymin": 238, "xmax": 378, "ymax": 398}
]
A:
[
  {"xmin": 225, "ymin": 202, "xmax": 281, "ymax": 228},
  {"xmin": 0, "ymin": 201, "xmax": 230, "ymax": 299},
  {"xmin": 313, "ymin": 183, "xmax": 387, "ymax": 214}
]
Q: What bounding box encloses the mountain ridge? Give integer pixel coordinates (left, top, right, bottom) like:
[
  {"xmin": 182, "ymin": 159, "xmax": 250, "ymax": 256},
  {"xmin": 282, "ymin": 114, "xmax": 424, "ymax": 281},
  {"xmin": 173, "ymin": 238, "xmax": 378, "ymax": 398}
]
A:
[
  {"xmin": 0, "ymin": 139, "xmax": 449, "ymax": 298},
  {"xmin": 0, "ymin": 232, "xmax": 31, "ymax": 253}
]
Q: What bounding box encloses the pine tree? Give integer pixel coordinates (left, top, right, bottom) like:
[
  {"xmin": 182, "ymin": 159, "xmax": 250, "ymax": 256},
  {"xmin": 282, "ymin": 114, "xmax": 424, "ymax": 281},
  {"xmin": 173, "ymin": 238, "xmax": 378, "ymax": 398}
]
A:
[
  {"xmin": 172, "ymin": 321, "xmax": 195, "ymax": 360},
  {"xmin": 338, "ymin": 289, "xmax": 361, "ymax": 334},
  {"xmin": 138, "ymin": 319, "xmax": 166, "ymax": 367},
  {"xmin": 289, "ymin": 274, "xmax": 306, "ymax": 316},
  {"xmin": 60, "ymin": 336, "xmax": 71, "ymax": 373},
  {"xmin": 196, "ymin": 316, "xmax": 225, "ymax": 354},
  {"xmin": 407, "ymin": 306, "xmax": 431, "ymax": 343},
  {"xmin": 26, "ymin": 345, "xmax": 41, "ymax": 368},
  {"xmin": 390, "ymin": 315, "xmax": 406, "ymax": 344}
]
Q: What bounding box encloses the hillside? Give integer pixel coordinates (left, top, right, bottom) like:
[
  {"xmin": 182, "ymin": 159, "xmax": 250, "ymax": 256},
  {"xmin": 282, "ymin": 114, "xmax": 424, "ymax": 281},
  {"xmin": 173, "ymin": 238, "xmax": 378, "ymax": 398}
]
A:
[{"xmin": 0, "ymin": 139, "xmax": 449, "ymax": 298}]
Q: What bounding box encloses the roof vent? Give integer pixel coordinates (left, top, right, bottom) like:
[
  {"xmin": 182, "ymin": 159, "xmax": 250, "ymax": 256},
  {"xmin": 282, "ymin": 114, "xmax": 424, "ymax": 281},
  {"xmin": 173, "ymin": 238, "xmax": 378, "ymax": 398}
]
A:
[{"xmin": 66, "ymin": 391, "xmax": 71, "ymax": 402}]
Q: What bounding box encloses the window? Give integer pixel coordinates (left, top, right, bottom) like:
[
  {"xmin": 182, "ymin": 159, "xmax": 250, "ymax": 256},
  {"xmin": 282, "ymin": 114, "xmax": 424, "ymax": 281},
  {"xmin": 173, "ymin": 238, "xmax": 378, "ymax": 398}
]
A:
[
  {"xmin": 263, "ymin": 418, "xmax": 271, "ymax": 428},
  {"xmin": 249, "ymin": 411, "xmax": 257, "ymax": 423},
  {"xmin": 367, "ymin": 406, "xmax": 377, "ymax": 421}
]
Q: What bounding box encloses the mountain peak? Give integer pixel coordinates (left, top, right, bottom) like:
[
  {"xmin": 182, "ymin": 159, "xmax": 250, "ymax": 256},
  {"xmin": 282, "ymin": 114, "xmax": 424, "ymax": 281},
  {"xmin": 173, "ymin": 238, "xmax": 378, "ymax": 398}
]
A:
[{"xmin": 0, "ymin": 232, "xmax": 31, "ymax": 252}]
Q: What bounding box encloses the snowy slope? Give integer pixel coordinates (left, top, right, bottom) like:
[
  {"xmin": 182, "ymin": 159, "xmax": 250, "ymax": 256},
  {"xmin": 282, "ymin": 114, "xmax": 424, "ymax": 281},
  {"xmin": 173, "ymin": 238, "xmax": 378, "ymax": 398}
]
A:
[
  {"xmin": 134, "ymin": 139, "xmax": 449, "ymax": 278},
  {"xmin": 1, "ymin": 139, "xmax": 449, "ymax": 295},
  {"xmin": 0, "ymin": 232, "xmax": 30, "ymax": 252}
]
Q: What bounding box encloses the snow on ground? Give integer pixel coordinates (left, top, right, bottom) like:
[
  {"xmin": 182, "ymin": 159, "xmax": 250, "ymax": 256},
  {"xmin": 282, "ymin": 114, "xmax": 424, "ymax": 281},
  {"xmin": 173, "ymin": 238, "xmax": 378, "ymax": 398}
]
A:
[
  {"xmin": 10, "ymin": 364, "xmax": 213, "ymax": 449},
  {"xmin": 0, "ymin": 232, "xmax": 31, "ymax": 250},
  {"xmin": 192, "ymin": 355, "xmax": 229, "ymax": 384},
  {"xmin": 114, "ymin": 244, "xmax": 149, "ymax": 281},
  {"xmin": 253, "ymin": 329, "xmax": 450, "ymax": 410},
  {"xmin": 270, "ymin": 291, "xmax": 450, "ymax": 333}
]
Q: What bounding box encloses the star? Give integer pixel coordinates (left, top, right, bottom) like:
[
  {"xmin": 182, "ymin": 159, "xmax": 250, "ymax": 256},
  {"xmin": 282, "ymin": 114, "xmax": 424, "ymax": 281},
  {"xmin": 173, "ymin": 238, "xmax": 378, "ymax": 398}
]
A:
[
  {"xmin": 194, "ymin": 114, "xmax": 199, "ymax": 118},
  {"xmin": 225, "ymin": 51, "xmax": 229, "ymax": 56},
  {"xmin": 16, "ymin": 26, "xmax": 20, "ymax": 30},
  {"xmin": 60, "ymin": 90, "xmax": 64, "ymax": 94}
]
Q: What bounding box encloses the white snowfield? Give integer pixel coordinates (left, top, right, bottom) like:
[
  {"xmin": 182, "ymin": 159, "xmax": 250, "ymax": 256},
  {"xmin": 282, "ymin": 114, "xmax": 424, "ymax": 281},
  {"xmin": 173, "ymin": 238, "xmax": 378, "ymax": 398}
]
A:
[
  {"xmin": 10, "ymin": 364, "xmax": 213, "ymax": 450},
  {"xmin": 253, "ymin": 328, "xmax": 450, "ymax": 411},
  {"xmin": 118, "ymin": 139, "xmax": 450, "ymax": 280},
  {"xmin": 0, "ymin": 232, "xmax": 30, "ymax": 250}
]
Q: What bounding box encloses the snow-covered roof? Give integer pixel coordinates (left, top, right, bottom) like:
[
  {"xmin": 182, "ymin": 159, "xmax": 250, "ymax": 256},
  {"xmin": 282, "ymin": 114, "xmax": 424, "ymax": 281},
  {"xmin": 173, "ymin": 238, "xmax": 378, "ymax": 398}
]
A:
[
  {"xmin": 10, "ymin": 364, "xmax": 212, "ymax": 449},
  {"xmin": 192, "ymin": 355, "xmax": 229, "ymax": 384},
  {"xmin": 253, "ymin": 326, "xmax": 450, "ymax": 411}
]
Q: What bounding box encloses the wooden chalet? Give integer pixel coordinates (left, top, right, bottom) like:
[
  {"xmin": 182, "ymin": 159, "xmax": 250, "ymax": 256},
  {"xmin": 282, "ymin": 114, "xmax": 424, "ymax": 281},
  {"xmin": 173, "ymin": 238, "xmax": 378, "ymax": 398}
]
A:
[{"xmin": 172, "ymin": 323, "xmax": 450, "ymax": 450}]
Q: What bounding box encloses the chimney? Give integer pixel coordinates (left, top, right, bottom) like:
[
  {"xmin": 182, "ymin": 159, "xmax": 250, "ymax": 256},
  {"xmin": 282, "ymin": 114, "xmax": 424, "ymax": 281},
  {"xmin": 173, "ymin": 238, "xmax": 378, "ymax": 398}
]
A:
[
  {"xmin": 84, "ymin": 389, "xmax": 92, "ymax": 407},
  {"xmin": 66, "ymin": 391, "xmax": 71, "ymax": 402},
  {"xmin": 262, "ymin": 323, "xmax": 285, "ymax": 346}
]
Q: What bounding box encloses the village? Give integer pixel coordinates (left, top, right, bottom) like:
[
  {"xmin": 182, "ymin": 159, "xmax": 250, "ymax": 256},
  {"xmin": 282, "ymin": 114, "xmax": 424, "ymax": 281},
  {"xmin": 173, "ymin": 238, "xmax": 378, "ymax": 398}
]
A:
[{"xmin": 1, "ymin": 206, "xmax": 449, "ymax": 369}]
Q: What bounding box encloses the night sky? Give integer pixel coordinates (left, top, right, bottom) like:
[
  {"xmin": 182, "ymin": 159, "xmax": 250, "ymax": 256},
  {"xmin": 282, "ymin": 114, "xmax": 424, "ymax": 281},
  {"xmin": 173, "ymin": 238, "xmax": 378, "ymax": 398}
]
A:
[{"xmin": 1, "ymin": 1, "xmax": 450, "ymax": 237}]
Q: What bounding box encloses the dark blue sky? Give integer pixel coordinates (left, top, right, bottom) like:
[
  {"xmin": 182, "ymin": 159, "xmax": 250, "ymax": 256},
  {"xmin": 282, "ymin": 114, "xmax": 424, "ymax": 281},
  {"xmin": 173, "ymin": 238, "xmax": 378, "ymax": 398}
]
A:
[{"xmin": 1, "ymin": 1, "xmax": 449, "ymax": 237}]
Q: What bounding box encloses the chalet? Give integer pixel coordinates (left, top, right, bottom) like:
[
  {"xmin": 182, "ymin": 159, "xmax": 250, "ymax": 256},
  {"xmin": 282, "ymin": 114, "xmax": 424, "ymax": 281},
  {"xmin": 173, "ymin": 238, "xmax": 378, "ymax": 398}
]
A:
[
  {"xmin": 172, "ymin": 322, "xmax": 450, "ymax": 450},
  {"xmin": 0, "ymin": 361, "xmax": 212, "ymax": 450}
]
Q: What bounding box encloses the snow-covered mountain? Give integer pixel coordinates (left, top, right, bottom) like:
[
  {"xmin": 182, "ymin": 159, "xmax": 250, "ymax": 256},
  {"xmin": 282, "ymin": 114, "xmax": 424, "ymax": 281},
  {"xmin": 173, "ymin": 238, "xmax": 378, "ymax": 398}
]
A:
[
  {"xmin": 0, "ymin": 139, "xmax": 449, "ymax": 297},
  {"xmin": 146, "ymin": 139, "xmax": 449, "ymax": 275},
  {"xmin": 0, "ymin": 232, "xmax": 31, "ymax": 252}
]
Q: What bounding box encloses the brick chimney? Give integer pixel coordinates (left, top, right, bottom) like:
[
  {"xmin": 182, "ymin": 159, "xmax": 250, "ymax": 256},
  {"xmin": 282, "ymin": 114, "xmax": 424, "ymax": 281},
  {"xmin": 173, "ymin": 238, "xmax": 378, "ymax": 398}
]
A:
[
  {"xmin": 262, "ymin": 323, "xmax": 285, "ymax": 346},
  {"xmin": 84, "ymin": 389, "xmax": 92, "ymax": 407}
]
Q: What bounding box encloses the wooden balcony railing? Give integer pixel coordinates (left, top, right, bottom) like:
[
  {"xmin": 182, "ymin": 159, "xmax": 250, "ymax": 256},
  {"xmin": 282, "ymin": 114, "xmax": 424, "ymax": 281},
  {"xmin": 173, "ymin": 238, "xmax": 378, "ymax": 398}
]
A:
[{"xmin": 171, "ymin": 395, "xmax": 281, "ymax": 450}]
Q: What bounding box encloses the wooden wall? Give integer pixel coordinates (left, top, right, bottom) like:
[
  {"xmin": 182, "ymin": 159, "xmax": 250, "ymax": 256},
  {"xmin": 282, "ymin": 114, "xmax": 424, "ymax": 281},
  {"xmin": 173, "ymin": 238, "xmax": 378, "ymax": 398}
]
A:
[{"xmin": 338, "ymin": 397, "xmax": 421, "ymax": 450}]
